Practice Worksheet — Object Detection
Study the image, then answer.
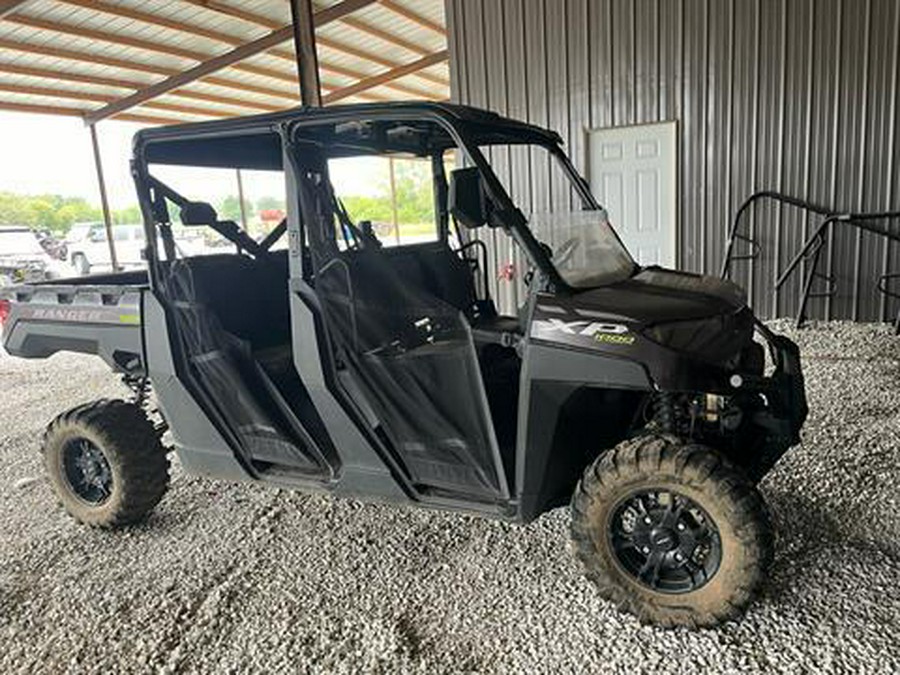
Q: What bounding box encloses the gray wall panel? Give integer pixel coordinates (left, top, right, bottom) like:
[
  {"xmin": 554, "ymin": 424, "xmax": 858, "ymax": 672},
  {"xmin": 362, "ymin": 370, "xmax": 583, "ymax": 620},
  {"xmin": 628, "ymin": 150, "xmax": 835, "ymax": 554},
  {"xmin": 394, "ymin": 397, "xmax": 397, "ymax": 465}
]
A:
[{"xmin": 447, "ymin": 0, "xmax": 900, "ymax": 321}]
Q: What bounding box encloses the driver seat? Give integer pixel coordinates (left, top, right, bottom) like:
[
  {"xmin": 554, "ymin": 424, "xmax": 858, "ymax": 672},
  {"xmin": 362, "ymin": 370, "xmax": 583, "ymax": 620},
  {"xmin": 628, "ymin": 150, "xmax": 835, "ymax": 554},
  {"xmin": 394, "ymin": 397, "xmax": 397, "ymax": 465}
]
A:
[{"xmin": 448, "ymin": 167, "xmax": 523, "ymax": 346}]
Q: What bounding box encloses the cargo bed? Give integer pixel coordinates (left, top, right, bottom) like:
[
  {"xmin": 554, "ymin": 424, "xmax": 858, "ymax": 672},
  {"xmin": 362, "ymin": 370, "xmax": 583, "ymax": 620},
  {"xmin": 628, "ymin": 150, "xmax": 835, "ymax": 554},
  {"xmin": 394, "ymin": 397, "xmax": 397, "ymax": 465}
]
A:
[{"xmin": 0, "ymin": 271, "xmax": 148, "ymax": 373}]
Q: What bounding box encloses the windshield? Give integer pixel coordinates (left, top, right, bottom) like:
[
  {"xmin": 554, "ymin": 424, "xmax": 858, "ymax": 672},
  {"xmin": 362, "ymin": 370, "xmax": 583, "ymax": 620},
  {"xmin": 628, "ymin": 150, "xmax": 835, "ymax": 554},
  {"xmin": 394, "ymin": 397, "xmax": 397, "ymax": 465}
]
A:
[
  {"xmin": 528, "ymin": 209, "xmax": 634, "ymax": 288},
  {"xmin": 476, "ymin": 141, "xmax": 634, "ymax": 288},
  {"xmin": 0, "ymin": 230, "xmax": 45, "ymax": 256}
]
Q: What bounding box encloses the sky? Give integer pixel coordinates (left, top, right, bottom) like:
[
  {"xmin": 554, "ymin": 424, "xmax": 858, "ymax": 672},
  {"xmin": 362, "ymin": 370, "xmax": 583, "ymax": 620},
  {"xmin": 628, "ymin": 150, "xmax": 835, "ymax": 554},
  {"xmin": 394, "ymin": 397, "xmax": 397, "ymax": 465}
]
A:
[
  {"xmin": 0, "ymin": 110, "xmax": 383, "ymax": 211},
  {"xmin": 0, "ymin": 111, "xmax": 138, "ymax": 208}
]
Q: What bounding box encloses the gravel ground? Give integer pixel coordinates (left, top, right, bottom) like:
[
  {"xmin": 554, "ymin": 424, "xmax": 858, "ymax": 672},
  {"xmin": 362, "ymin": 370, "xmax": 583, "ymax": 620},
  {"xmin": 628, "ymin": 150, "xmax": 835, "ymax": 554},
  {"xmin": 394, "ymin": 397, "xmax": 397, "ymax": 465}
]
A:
[{"xmin": 1, "ymin": 321, "xmax": 898, "ymax": 674}]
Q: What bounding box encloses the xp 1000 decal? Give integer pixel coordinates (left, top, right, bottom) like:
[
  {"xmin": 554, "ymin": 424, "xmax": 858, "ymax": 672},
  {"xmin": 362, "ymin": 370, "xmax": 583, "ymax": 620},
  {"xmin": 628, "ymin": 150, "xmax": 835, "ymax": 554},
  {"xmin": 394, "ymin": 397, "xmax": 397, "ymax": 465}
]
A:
[{"xmin": 530, "ymin": 316, "xmax": 637, "ymax": 347}]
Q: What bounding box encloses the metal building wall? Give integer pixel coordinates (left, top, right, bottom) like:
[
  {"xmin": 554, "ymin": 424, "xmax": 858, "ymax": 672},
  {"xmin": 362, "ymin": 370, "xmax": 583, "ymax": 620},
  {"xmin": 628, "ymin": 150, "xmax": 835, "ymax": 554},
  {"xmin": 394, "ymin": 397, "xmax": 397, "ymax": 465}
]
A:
[{"xmin": 446, "ymin": 0, "xmax": 900, "ymax": 322}]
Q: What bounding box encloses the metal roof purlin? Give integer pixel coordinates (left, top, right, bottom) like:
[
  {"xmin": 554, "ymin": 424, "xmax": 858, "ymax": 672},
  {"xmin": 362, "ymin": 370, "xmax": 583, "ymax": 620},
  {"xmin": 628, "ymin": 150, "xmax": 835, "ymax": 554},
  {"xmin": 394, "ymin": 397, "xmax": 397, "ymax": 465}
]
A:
[
  {"xmin": 322, "ymin": 50, "xmax": 448, "ymax": 104},
  {"xmin": 82, "ymin": 0, "xmax": 378, "ymax": 125},
  {"xmin": 0, "ymin": 0, "xmax": 28, "ymax": 20}
]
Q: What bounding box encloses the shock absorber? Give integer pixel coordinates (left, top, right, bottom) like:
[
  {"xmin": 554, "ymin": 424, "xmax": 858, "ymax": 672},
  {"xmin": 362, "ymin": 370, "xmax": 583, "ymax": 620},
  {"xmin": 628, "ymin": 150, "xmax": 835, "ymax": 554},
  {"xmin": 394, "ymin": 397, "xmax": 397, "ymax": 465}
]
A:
[
  {"xmin": 123, "ymin": 374, "xmax": 151, "ymax": 409},
  {"xmin": 653, "ymin": 392, "xmax": 678, "ymax": 434},
  {"xmin": 122, "ymin": 374, "xmax": 168, "ymax": 438}
]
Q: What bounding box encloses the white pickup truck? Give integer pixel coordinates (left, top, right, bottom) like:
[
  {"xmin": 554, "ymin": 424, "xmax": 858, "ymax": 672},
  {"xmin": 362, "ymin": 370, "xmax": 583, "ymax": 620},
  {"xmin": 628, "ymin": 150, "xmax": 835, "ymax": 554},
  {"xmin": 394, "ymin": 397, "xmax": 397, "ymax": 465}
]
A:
[{"xmin": 66, "ymin": 223, "xmax": 146, "ymax": 275}]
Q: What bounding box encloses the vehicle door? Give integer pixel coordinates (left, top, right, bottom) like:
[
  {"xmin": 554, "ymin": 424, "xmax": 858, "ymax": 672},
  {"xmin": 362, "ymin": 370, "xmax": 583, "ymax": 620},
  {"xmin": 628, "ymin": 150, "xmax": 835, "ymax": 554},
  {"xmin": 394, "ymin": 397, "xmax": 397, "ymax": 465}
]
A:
[{"xmin": 289, "ymin": 138, "xmax": 509, "ymax": 502}]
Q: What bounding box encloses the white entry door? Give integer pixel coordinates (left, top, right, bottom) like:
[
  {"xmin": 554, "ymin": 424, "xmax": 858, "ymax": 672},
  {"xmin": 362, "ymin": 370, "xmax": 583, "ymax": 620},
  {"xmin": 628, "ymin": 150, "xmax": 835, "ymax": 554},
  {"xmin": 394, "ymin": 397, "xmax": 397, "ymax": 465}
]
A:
[{"xmin": 587, "ymin": 121, "xmax": 677, "ymax": 267}]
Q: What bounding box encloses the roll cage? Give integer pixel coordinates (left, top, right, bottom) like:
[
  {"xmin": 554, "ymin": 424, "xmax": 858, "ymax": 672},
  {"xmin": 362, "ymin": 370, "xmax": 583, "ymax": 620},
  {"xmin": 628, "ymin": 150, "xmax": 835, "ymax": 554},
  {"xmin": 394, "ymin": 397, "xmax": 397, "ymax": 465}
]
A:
[{"xmin": 131, "ymin": 102, "xmax": 610, "ymax": 295}]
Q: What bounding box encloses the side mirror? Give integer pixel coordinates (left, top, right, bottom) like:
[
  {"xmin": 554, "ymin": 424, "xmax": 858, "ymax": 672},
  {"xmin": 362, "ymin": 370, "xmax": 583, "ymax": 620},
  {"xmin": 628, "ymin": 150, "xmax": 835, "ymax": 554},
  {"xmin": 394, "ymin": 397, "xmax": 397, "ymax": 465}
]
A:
[
  {"xmin": 180, "ymin": 201, "xmax": 218, "ymax": 227},
  {"xmin": 449, "ymin": 167, "xmax": 491, "ymax": 229}
]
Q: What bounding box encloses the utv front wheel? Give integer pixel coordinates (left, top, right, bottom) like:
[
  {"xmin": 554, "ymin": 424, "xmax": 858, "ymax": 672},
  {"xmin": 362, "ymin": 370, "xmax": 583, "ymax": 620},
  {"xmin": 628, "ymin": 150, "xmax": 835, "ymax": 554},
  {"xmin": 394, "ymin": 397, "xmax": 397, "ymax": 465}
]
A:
[
  {"xmin": 571, "ymin": 435, "xmax": 773, "ymax": 628},
  {"xmin": 41, "ymin": 400, "xmax": 169, "ymax": 528}
]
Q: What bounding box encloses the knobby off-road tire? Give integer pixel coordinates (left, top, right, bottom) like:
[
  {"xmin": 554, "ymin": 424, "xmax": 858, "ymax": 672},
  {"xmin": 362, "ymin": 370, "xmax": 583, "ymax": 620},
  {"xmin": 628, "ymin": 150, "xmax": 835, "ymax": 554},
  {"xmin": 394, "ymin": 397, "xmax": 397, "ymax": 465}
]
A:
[
  {"xmin": 41, "ymin": 399, "xmax": 169, "ymax": 528},
  {"xmin": 570, "ymin": 434, "xmax": 774, "ymax": 628}
]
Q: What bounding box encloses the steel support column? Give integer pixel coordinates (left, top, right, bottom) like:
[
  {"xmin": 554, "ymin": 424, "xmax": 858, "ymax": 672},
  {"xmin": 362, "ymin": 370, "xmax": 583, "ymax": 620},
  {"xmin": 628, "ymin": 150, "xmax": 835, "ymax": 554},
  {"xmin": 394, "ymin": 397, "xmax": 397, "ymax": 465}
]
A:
[
  {"xmin": 289, "ymin": 0, "xmax": 322, "ymax": 106},
  {"xmin": 388, "ymin": 157, "xmax": 400, "ymax": 245},
  {"xmin": 236, "ymin": 169, "xmax": 248, "ymax": 230},
  {"xmin": 88, "ymin": 123, "xmax": 118, "ymax": 272}
]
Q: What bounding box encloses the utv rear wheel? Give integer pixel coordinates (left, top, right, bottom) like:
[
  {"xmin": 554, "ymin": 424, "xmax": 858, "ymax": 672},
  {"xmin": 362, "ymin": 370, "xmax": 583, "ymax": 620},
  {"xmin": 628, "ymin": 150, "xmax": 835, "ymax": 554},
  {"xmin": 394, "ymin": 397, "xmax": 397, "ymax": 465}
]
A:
[
  {"xmin": 570, "ymin": 434, "xmax": 773, "ymax": 628},
  {"xmin": 41, "ymin": 400, "xmax": 169, "ymax": 528}
]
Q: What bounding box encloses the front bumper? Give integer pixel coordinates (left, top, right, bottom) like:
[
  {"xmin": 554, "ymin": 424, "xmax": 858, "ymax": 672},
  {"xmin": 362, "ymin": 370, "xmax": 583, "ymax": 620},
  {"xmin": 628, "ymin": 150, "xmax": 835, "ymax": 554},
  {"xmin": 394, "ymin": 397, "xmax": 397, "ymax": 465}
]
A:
[{"xmin": 735, "ymin": 329, "xmax": 808, "ymax": 480}]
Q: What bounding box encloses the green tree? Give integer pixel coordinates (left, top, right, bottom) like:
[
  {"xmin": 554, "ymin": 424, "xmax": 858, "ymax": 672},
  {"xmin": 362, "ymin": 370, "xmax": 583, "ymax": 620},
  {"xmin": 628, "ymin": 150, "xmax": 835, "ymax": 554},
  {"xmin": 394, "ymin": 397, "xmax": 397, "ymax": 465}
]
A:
[
  {"xmin": 256, "ymin": 195, "xmax": 285, "ymax": 212},
  {"xmin": 218, "ymin": 194, "xmax": 255, "ymax": 223},
  {"xmin": 0, "ymin": 192, "xmax": 101, "ymax": 233},
  {"xmin": 336, "ymin": 158, "xmax": 435, "ymax": 228},
  {"xmin": 112, "ymin": 205, "xmax": 142, "ymax": 225}
]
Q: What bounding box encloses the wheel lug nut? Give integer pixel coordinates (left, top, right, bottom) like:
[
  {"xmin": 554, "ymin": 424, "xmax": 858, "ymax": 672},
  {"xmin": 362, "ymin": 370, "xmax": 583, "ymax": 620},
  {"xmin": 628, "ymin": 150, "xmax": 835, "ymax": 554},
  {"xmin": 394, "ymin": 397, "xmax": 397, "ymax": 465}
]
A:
[
  {"xmin": 675, "ymin": 552, "xmax": 683, "ymax": 561},
  {"xmin": 643, "ymin": 516, "xmax": 652, "ymax": 525},
  {"xmin": 642, "ymin": 546, "xmax": 650, "ymax": 554},
  {"xmin": 677, "ymin": 523, "xmax": 685, "ymax": 531}
]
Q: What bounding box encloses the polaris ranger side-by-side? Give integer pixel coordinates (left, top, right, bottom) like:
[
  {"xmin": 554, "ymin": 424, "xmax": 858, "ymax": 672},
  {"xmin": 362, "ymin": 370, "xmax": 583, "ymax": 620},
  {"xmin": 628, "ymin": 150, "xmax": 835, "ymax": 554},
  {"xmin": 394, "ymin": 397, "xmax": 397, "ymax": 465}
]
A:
[{"xmin": 0, "ymin": 104, "xmax": 807, "ymax": 627}]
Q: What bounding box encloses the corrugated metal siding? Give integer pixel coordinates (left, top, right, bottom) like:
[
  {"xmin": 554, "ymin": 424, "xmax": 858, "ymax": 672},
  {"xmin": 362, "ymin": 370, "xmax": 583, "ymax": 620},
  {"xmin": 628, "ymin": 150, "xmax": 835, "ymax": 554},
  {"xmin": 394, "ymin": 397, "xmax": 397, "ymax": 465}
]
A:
[{"xmin": 447, "ymin": 0, "xmax": 900, "ymax": 322}]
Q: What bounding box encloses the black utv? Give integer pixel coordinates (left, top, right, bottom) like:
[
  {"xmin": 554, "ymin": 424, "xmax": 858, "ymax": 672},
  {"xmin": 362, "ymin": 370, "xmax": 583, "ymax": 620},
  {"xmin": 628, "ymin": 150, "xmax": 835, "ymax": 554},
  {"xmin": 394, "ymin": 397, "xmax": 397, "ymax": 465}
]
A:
[{"xmin": 0, "ymin": 103, "xmax": 807, "ymax": 628}]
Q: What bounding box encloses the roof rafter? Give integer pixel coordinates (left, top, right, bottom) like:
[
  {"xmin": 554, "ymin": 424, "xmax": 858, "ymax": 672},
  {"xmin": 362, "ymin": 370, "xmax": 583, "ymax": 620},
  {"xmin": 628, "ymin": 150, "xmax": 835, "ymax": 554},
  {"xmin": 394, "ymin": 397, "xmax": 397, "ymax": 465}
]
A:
[
  {"xmin": 0, "ymin": 81, "xmax": 244, "ymax": 118},
  {"xmin": 6, "ymin": 13, "xmax": 324, "ymax": 88},
  {"xmin": 83, "ymin": 0, "xmax": 378, "ymax": 124},
  {"xmin": 179, "ymin": 0, "xmax": 449, "ymax": 88},
  {"xmin": 0, "ymin": 100, "xmax": 183, "ymax": 126},
  {"xmin": 380, "ymin": 1, "xmax": 446, "ymax": 35},
  {"xmin": 0, "ymin": 0, "xmax": 28, "ymax": 19},
  {"xmin": 0, "ymin": 37, "xmax": 297, "ymax": 100},
  {"xmin": 0, "ymin": 63, "xmax": 286, "ymax": 112},
  {"xmin": 51, "ymin": 0, "xmax": 434, "ymax": 99},
  {"xmin": 336, "ymin": 14, "xmax": 431, "ymax": 56},
  {"xmin": 323, "ymin": 50, "xmax": 448, "ymax": 104},
  {"xmin": 315, "ymin": 35, "xmax": 446, "ymax": 87},
  {"xmin": 0, "ymin": 36, "xmax": 384, "ymax": 106}
]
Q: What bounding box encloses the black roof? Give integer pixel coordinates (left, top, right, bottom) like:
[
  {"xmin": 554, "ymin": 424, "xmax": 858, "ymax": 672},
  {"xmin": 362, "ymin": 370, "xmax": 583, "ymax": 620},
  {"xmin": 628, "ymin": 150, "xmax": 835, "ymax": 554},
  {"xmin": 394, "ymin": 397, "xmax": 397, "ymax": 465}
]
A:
[{"xmin": 134, "ymin": 101, "xmax": 561, "ymax": 170}]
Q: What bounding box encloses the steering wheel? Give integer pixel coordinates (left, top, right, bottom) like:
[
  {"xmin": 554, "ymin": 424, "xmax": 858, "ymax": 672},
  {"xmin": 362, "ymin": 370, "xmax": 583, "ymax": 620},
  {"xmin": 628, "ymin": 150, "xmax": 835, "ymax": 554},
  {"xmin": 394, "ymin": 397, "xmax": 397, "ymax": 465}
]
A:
[{"xmin": 552, "ymin": 237, "xmax": 580, "ymax": 267}]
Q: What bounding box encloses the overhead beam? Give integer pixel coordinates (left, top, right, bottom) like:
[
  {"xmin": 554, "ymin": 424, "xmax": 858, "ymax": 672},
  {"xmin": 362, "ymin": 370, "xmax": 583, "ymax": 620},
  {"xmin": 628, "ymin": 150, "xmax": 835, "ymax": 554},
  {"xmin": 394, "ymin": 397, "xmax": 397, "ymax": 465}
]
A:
[
  {"xmin": 0, "ymin": 35, "xmax": 390, "ymax": 107},
  {"xmin": 315, "ymin": 35, "xmax": 447, "ymax": 88},
  {"xmin": 57, "ymin": 0, "xmax": 250, "ymax": 44},
  {"xmin": 0, "ymin": 0, "xmax": 28, "ymax": 19},
  {"xmin": 0, "ymin": 82, "xmax": 239, "ymax": 119},
  {"xmin": 322, "ymin": 50, "xmax": 448, "ymax": 104},
  {"xmin": 0, "ymin": 37, "xmax": 170, "ymax": 76},
  {"xmin": 290, "ymin": 0, "xmax": 322, "ymax": 106},
  {"xmin": 57, "ymin": 0, "xmax": 386, "ymax": 88},
  {"xmin": 0, "ymin": 37, "xmax": 300, "ymax": 101},
  {"xmin": 6, "ymin": 13, "xmax": 302, "ymax": 87},
  {"xmin": 180, "ymin": 0, "xmax": 449, "ymax": 88},
  {"xmin": 380, "ymin": 1, "xmax": 446, "ymax": 35},
  {"xmin": 0, "ymin": 81, "xmax": 118, "ymax": 103},
  {"xmin": 184, "ymin": 0, "xmax": 285, "ymax": 26},
  {"xmin": 83, "ymin": 0, "xmax": 376, "ymax": 124},
  {"xmin": 0, "ymin": 100, "xmax": 182, "ymax": 126},
  {"xmin": 0, "ymin": 62, "xmax": 145, "ymax": 90},
  {"xmin": 54, "ymin": 0, "xmax": 434, "ymax": 99},
  {"xmin": 0, "ymin": 63, "xmax": 285, "ymax": 112},
  {"xmin": 338, "ymin": 14, "xmax": 430, "ymax": 56}
]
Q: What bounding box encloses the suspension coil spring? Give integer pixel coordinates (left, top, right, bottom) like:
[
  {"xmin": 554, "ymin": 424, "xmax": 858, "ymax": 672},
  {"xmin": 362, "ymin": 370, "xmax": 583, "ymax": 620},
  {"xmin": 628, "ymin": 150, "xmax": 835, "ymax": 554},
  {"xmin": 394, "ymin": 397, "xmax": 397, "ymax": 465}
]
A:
[
  {"xmin": 123, "ymin": 374, "xmax": 152, "ymax": 410},
  {"xmin": 653, "ymin": 392, "xmax": 679, "ymax": 434}
]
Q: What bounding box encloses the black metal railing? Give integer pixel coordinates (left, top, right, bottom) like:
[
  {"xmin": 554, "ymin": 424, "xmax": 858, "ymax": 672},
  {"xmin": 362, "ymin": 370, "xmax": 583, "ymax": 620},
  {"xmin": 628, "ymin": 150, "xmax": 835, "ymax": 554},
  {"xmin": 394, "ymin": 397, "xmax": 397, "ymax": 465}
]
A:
[{"xmin": 720, "ymin": 191, "xmax": 900, "ymax": 332}]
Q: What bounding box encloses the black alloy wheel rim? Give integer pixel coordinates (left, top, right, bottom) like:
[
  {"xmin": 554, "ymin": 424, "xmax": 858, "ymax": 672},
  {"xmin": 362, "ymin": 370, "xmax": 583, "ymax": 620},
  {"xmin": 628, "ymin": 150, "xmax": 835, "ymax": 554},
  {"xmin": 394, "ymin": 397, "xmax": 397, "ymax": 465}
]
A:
[
  {"xmin": 62, "ymin": 437, "xmax": 113, "ymax": 505},
  {"xmin": 607, "ymin": 488, "xmax": 722, "ymax": 594}
]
